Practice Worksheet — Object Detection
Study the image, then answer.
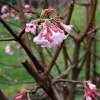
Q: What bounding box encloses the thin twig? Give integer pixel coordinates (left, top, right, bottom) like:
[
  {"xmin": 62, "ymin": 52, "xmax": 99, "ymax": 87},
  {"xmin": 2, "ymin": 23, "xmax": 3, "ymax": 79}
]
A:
[
  {"xmin": 0, "ymin": 38, "xmax": 14, "ymax": 41},
  {"xmin": 44, "ymin": 2, "xmax": 75, "ymax": 74},
  {"xmin": 46, "ymin": 48, "xmax": 61, "ymax": 74},
  {"xmin": 0, "ymin": 17, "xmax": 44, "ymax": 72},
  {"xmin": 79, "ymin": 0, "xmax": 97, "ymax": 42},
  {"xmin": 75, "ymin": 2, "xmax": 90, "ymax": 7},
  {"xmin": 53, "ymin": 79, "xmax": 83, "ymax": 85},
  {"xmin": 0, "ymin": 62, "xmax": 22, "ymax": 68}
]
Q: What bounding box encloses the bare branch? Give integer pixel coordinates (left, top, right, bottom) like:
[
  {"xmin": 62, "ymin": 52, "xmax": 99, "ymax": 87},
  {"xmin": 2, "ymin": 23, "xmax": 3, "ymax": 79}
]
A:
[
  {"xmin": 44, "ymin": 1, "xmax": 75, "ymax": 74},
  {"xmin": 53, "ymin": 79, "xmax": 83, "ymax": 85},
  {"xmin": 0, "ymin": 17, "xmax": 44, "ymax": 72},
  {"xmin": 0, "ymin": 90, "xmax": 7, "ymax": 100},
  {"xmin": 0, "ymin": 38, "xmax": 14, "ymax": 41},
  {"xmin": 79, "ymin": 0, "xmax": 97, "ymax": 42}
]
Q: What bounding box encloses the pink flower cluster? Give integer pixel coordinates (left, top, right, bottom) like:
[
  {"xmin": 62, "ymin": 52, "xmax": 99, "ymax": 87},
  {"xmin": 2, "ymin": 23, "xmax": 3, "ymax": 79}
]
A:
[
  {"xmin": 10, "ymin": 9, "xmax": 17, "ymax": 18},
  {"xmin": 24, "ymin": 4, "xmax": 33, "ymax": 18},
  {"xmin": 1, "ymin": 5, "xmax": 19, "ymax": 21},
  {"xmin": 1, "ymin": 4, "xmax": 33, "ymax": 21},
  {"xmin": 1, "ymin": 13, "xmax": 9, "ymax": 21},
  {"xmin": 1, "ymin": 5, "xmax": 9, "ymax": 21},
  {"xmin": 84, "ymin": 81, "xmax": 100, "ymax": 100},
  {"xmin": 25, "ymin": 21, "xmax": 37, "ymax": 34},
  {"xmin": 60, "ymin": 22, "xmax": 72, "ymax": 33},
  {"xmin": 5, "ymin": 44, "xmax": 13, "ymax": 55},
  {"xmin": 1, "ymin": 5, "xmax": 8, "ymax": 14},
  {"xmin": 25, "ymin": 20, "xmax": 72, "ymax": 48},
  {"xmin": 34, "ymin": 20, "xmax": 69, "ymax": 48},
  {"xmin": 15, "ymin": 91, "xmax": 25, "ymax": 100}
]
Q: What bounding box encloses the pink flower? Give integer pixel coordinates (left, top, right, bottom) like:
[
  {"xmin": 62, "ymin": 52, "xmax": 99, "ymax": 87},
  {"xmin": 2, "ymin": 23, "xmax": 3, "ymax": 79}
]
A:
[
  {"xmin": 24, "ymin": 4, "xmax": 32, "ymax": 13},
  {"xmin": 60, "ymin": 22, "xmax": 73, "ymax": 33},
  {"xmin": 1, "ymin": 13, "xmax": 9, "ymax": 21},
  {"xmin": 10, "ymin": 9, "xmax": 17, "ymax": 18},
  {"xmin": 5, "ymin": 44, "xmax": 13, "ymax": 55},
  {"xmin": 1, "ymin": 5, "xmax": 8, "ymax": 14},
  {"xmin": 25, "ymin": 21, "xmax": 36, "ymax": 34},
  {"xmin": 86, "ymin": 96, "xmax": 92, "ymax": 100},
  {"xmin": 15, "ymin": 91, "xmax": 25, "ymax": 100},
  {"xmin": 84, "ymin": 81, "xmax": 100, "ymax": 100},
  {"xmin": 54, "ymin": 17, "xmax": 72, "ymax": 33},
  {"xmin": 24, "ymin": 4, "xmax": 30, "ymax": 9},
  {"xmin": 33, "ymin": 20, "xmax": 68, "ymax": 48},
  {"xmin": 67, "ymin": 0, "xmax": 74, "ymax": 7}
]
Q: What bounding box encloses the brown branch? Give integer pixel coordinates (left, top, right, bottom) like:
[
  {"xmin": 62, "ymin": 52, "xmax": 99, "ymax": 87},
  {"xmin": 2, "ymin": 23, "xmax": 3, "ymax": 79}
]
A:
[
  {"xmin": 53, "ymin": 49, "xmax": 87, "ymax": 81},
  {"xmin": 44, "ymin": 0, "xmax": 49, "ymax": 8},
  {"xmin": 18, "ymin": 27, "xmax": 25, "ymax": 38},
  {"xmin": 88, "ymin": 26, "xmax": 100, "ymax": 34},
  {"xmin": 80, "ymin": 43, "xmax": 100, "ymax": 60},
  {"xmin": 84, "ymin": 39, "xmax": 93, "ymax": 80},
  {"xmin": 92, "ymin": 36, "xmax": 97, "ymax": 83},
  {"xmin": 71, "ymin": 42, "xmax": 80, "ymax": 79},
  {"xmin": 0, "ymin": 38, "xmax": 14, "ymax": 41},
  {"xmin": 0, "ymin": 80, "xmax": 34, "ymax": 85},
  {"xmin": 62, "ymin": 42, "xmax": 69, "ymax": 70},
  {"xmin": 16, "ymin": 0, "xmax": 25, "ymax": 26},
  {"xmin": 53, "ymin": 50, "xmax": 87, "ymax": 81},
  {"xmin": 44, "ymin": 43, "xmax": 63, "ymax": 74},
  {"xmin": 16, "ymin": 0, "xmax": 31, "ymax": 50},
  {"xmin": 53, "ymin": 65, "xmax": 75, "ymax": 80},
  {"xmin": 0, "ymin": 74, "xmax": 13, "ymax": 82},
  {"xmin": 79, "ymin": 0, "xmax": 97, "ymax": 42},
  {"xmin": 8, "ymin": 3, "xmax": 19, "ymax": 12},
  {"xmin": 91, "ymin": 52, "xmax": 100, "ymax": 60},
  {"xmin": 46, "ymin": 48, "xmax": 61, "ymax": 74},
  {"xmin": 74, "ymin": 26, "xmax": 100, "ymax": 41},
  {"xmin": 78, "ymin": 37, "xmax": 94, "ymax": 72},
  {"xmin": 67, "ymin": 41, "xmax": 80, "ymax": 100},
  {"xmin": 0, "ymin": 17, "xmax": 44, "ymax": 72},
  {"xmin": 78, "ymin": 37, "xmax": 98, "ymax": 82},
  {"xmin": 89, "ymin": 35, "xmax": 100, "ymax": 41},
  {"xmin": 44, "ymin": 1, "xmax": 75, "ymax": 74},
  {"xmin": 0, "ymin": 62, "xmax": 22, "ymax": 68},
  {"xmin": 22, "ymin": 60, "xmax": 59, "ymax": 100},
  {"xmin": 0, "ymin": 90, "xmax": 7, "ymax": 100},
  {"xmin": 53, "ymin": 79, "xmax": 83, "ymax": 85},
  {"xmin": 37, "ymin": 46, "xmax": 46, "ymax": 66},
  {"xmin": 75, "ymin": 2, "xmax": 90, "ymax": 7}
]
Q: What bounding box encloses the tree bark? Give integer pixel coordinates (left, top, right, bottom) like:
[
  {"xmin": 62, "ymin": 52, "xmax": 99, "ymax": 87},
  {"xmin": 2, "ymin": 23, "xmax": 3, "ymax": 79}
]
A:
[
  {"xmin": 0, "ymin": 90, "xmax": 7, "ymax": 100},
  {"xmin": 22, "ymin": 61, "xmax": 60, "ymax": 100},
  {"xmin": 67, "ymin": 42, "xmax": 80, "ymax": 100}
]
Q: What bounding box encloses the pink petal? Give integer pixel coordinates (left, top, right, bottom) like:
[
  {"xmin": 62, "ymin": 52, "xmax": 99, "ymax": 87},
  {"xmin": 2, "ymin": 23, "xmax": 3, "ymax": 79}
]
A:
[
  {"xmin": 25, "ymin": 22, "xmax": 36, "ymax": 34},
  {"xmin": 60, "ymin": 22, "xmax": 73, "ymax": 33},
  {"xmin": 86, "ymin": 96, "xmax": 92, "ymax": 100},
  {"xmin": 33, "ymin": 20, "xmax": 68, "ymax": 48}
]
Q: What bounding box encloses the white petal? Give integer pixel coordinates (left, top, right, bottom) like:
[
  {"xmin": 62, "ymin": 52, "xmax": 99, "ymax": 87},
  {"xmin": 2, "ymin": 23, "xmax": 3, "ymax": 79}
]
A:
[
  {"xmin": 88, "ymin": 83, "xmax": 96, "ymax": 90},
  {"xmin": 86, "ymin": 96, "xmax": 92, "ymax": 100},
  {"xmin": 5, "ymin": 44, "xmax": 13, "ymax": 55}
]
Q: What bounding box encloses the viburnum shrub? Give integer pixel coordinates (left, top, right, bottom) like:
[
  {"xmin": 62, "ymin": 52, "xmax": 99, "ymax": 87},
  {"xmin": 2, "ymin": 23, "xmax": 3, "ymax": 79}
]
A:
[
  {"xmin": 25, "ymin": 7, "xmax": 72, "ymax": 48},
  {"xmin": 0, "ymin": 0, "xmax": 98, "ymax": 99}
]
